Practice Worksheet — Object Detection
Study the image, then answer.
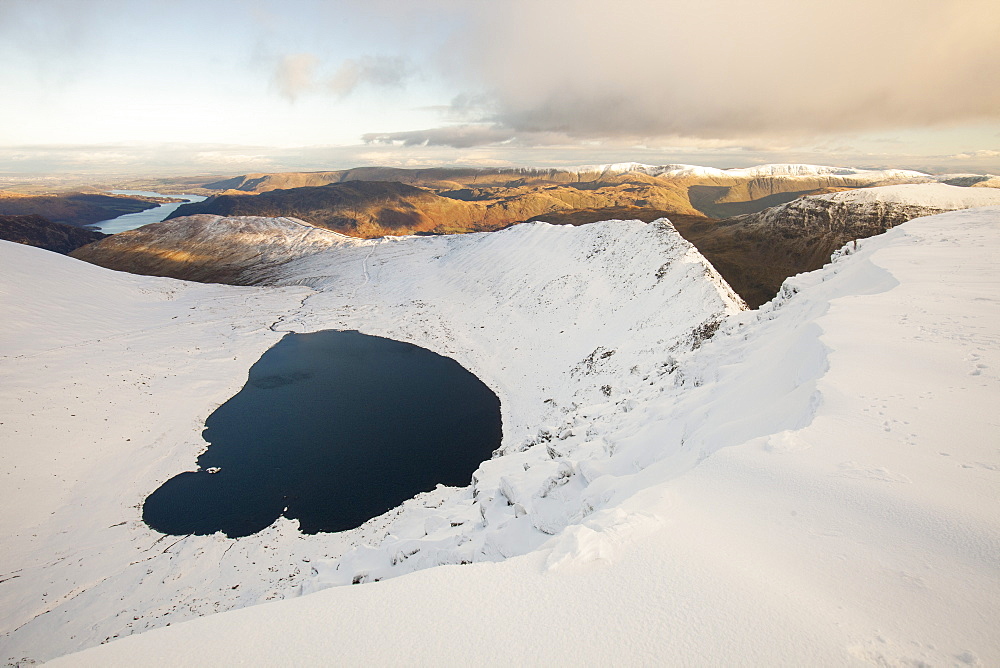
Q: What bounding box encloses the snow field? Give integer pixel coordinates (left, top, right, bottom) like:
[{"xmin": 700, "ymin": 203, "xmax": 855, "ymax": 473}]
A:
[
  {"xmin": 49, "ymin": 206, "xmax": 1000, "ymax": 666},
  {"xmin": 0, "ymin": 201, "xmax": 1000, "ymax": 666},
  {"xmin": 1, "ymin": 218, "xmax": 742, "ymax": 662}
]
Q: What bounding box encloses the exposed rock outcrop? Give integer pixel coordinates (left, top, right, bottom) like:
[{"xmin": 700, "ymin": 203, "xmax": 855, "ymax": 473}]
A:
[{"xmin": 678, "ymin": 183, "xmax": 1000, "ymax": 307}]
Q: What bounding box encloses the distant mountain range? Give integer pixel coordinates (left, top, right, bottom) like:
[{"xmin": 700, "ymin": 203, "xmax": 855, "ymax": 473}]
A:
[
  {"xmin": 4, "ymin": 162, "xmax": 996, "ymax": 309},
  {"xmin": 200, "ymin": 163, "xmax": 934, "ymax": 194},
  {"xmin": 72, "ymin": 171, "xmax": 1000, "ymax": 307},
  {"xmin": 170, "ymin": 164, "xmax": 944, "ymax": 240}
]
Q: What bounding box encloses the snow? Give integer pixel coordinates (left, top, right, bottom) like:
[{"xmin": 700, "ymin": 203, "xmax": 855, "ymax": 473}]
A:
[
  {"xmin": 814, "ymin": 182, "xmax": 1000, "ymax": 208},
  {"xmin": 720, "ymin": 163, "xmax": 929, "ymax": 179},
  {"xmin": 0, "ymin": 244, "xmax": 307, "ymax": 536},
  {"xmin": 45, "ymin": 205, "xmax": 1000, "ymax": 666},
  {"xmin": 0, "ymin": 243, "xmax": 316, "ymax": 664},
  {"xmin": 0, "ymin": 218, "xmax": 741, "ymax": 663},
  {"xmin": 569, "ymin": 162, "xmax": 729, "ymax": 177},
  {"xmin": 76, "ymin": 215, "xmax": 360, "ymax": 278},
  {"xmin": 566, "ymin": 162, "xmax": 932, "ymax": 180},
  {"xmin": 3, "ymin": 203, "xmax": 999, "ymax": 666}
]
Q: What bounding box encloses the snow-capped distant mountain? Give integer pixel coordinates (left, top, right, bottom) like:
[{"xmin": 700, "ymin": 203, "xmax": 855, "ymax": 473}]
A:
[
  {"xmin": 813, "ymin": 181, "xmax": 1000, "ymax": 207},
  {"xmin": 567, "ymin": 161, "xmax": 932, "ymax": 181},
  {"xmin": 568, "ymin": 161, "xmax": 727, "ymax": 177},
  {"xmin": 45, "ymin": 205, "xmax": 1000, "ymax": 668},
  {"xmin": 721, "ymin": 163, "xmax": 929, "ymax": 179}
]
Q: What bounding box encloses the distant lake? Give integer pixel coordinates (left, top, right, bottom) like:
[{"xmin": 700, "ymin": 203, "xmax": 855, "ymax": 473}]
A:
[
  {"xmin": 92, "ymin": 190, "xmax": 207, "ymax": 234},
  {"xmin": 142, "ymin": 330, "xmax": 503, "ymax": 538}
]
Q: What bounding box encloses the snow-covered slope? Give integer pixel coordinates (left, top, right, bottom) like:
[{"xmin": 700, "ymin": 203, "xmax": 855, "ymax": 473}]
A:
[
  {"xmin": 0, "ymin": 243, "xmax": 314, "ymax": 665},
  {"xmin": 972, "ymin": 175, "xmax": 1000, "ymax": 188},
  {"xmin": 70, "ymin": 215, "xmax": 353, "ymax": 284},
  {"xmin": 722, "ymin": 163, "xmax": 929, "ymax": 179},
  {"xmin": 49, "ymin": 206, "xmax": 1000, "ymax": 667},
  {"xmin": 0, "ymin": 219, "xmax": 742, "ymax": 664},
  {"xmin": 814, "ymin": 182, "xmax": 1000, "ymax": 207},
  {"xmin": 570, "ymin": 161, "xmax": 728, "ymax": 177}
]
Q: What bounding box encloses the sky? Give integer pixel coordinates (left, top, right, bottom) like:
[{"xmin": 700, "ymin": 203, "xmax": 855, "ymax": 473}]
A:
[{"xmin": 1, "ymin": 0, "xmax": 999, "ymax": 176}]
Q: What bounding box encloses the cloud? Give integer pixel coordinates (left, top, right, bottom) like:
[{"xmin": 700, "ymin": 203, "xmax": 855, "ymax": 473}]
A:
[
  {"xmin": 950, "ymin": 149, "xmax": 1000, "ymax": 160},
  {"xmin": 272, "ymin": 54, "xmax": 319, "ymax": 101},
  {"xmin": 193, "ymin": 151, "xmax": 278, "ymax": 167},
  {"xmin": 329, "ymin": 56, "xmax": 411, "ymax": 97},
  {"xmin": 363, "ymin": 123, "xmax": 787, "ymax": 151},
  {"xmin": 272, "ymin": 53, "xmax": 411, "ymax": 102},
  {"xmin": 363, "ymin": 125, "xmax": 575, "ymax": 148},
  {"xmin": 0, "ymin": 143, "xmax": 282, "ymax": 176},
  {"xmin": 416, "ymin": 0, "xmax": 1000, "ymax": 144}
]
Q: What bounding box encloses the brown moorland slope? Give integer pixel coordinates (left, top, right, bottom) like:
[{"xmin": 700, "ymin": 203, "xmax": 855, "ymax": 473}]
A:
[
  {"xmin": 70, "ymin": 193, "xmax": 959, "ymax": 308},
  {"xmin": 197, "ymin": 166, "xmax": 931, "ymax": 221},
  {"xmin": 164, "ymin": 182, "xmax": 486, "ymax": 237},
  {"xmin": 71, "ymin": 167, "xmax": 958, "ymax": 308},
  {"xmin": 70, "ymin": 215, "xmax": 348, "ymax": 284},
  {"xmin": 166, "ymin": 179, "xmax": 700, "ymax": 237},
  {"xmin": 0, "ymin": 193, "xmax": 173, "ymax": 227},
  {"xmin": 0, "ymin": 215, "xmax": 108, "ymax": 254}
]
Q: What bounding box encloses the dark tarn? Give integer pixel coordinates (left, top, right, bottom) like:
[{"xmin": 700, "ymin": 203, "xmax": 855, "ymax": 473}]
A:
[{"xmin": 143, "ymin": 330, "xmax": 502, "ymax": 538}]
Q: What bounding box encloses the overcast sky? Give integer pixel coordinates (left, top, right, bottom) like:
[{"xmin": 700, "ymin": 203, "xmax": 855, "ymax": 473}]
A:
[{"xmin": 1, "ymin": 0, "xmax": 999, "ymax": 174}]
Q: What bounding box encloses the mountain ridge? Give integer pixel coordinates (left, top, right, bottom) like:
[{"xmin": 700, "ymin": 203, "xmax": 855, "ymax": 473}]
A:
[
  {"xmin": 176, "ymin": 164, "xmax": 949, "ymax": 238},
  {"xmin": 71, "ymin": 183, "xmax": 1000, "ymax": 309}
]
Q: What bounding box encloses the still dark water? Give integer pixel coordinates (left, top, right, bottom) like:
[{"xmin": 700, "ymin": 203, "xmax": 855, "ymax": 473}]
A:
[{"xmin": 143, "ymin": 330, "xmax": 502, "ymax": 538}]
